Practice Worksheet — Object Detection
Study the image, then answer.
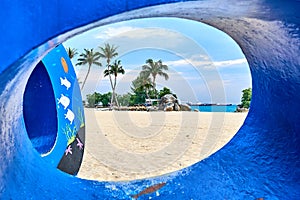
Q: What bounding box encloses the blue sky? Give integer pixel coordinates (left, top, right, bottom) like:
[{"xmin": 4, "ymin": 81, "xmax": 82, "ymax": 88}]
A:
[{"xmin": 63, "ymin": 17, "xmax": 251, "ymax": 104}]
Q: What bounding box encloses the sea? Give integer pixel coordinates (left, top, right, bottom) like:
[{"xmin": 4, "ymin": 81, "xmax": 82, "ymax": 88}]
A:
[{"xmin": 190, "ymin": 105, "xmax": 237, "ymax": 112}]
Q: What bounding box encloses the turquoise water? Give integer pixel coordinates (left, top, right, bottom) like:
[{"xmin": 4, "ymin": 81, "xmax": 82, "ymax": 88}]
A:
[{"xmin": 190, "ymin": 105, "xmax": 237, "ymax": 112}]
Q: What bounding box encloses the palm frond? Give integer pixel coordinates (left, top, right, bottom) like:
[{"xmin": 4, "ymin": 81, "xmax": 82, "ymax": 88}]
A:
[
  {"xmin": 158, "ymin": 71, "xmax": 169, "ymax": 80},
  {"xmin": 98, "ymin": 43, "xmax": 119, "ymax": 63},
  {"xmin": 140, "ymin": 58, "xmax": 169, "ymax": 91}
]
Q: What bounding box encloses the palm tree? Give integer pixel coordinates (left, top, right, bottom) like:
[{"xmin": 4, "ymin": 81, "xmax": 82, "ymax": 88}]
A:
[
  {"xmin": 76, "ymin": 48, "xmax": 101, "ymax": 90},
  {"xmin": 98, "ymin": 43, "xmax": 118, "ymax": 66},
  {"xmin": 132, "ymin": 73, "xmax": 153, "ymax": 100},
  {"xmin": 98, "ymin": 43, "xmax": 119, "ymax": 105},
  {"xmin": 98, "ymin": 43, "xmax": 118, "ymax": 87},
  {"xmin": 65, "ymin": 47, "xmax": 78, "ymax": 59},
  {"xmin": 141, "ymin": 59, "xmax": 169, "ymax": 95},
  {"xmin": 103, "ymin": 60, "xmax": 125, "ymax": 107}
]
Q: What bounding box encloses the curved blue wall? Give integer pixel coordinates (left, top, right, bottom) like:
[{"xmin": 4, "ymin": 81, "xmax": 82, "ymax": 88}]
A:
[
  {"xmin": 0, "ymin": 0, "xmax": 299, "ymax": 199},
  {"xmin": 23, "ymin": 61, "xmax": 58, "ymax": 154}
]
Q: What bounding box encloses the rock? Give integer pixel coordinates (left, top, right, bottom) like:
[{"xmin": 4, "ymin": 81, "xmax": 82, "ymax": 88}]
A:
[
  {"xmin": 159, "ymin": 94, "xmax": 179, "ymax": 111},
  {"xmin": 174, "ymin": 103, "xmax": 181, "ymax": 111},
  {"xmin": 164, "ymin": 106, "xmax": 173, "ymax": 111},
  {"xmin": 235, "ymin": 106, "xmax": 249, "ymax": 112},
  {"xmin": 180, "ymin": 104, "xmax": 192, "ymax": 111}
]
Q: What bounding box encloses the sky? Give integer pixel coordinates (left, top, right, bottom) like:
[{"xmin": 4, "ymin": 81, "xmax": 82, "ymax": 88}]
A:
[{"xmin": 63, "ymin": 17, "xmax": 251, "ymax": 104}]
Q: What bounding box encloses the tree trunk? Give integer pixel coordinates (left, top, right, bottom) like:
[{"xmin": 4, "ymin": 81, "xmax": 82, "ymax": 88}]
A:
[
  {"xmin": 152, "ymin": 75, "xmax": 157, "ymax": 99},
  {"xmin": 146, "ymin": 88, "xmax": 150, "ymax": 100},
  {"xmin": 113, "ymin": 75, "xmax": 119, "ymax": 107},
  {"xmin": 110, "ymin": 90, "xmax": 114, "ymax": 108},
  {"xmin": 106, "ymin": 63, "xmax": 114, "ymax": 107},
  {"xmin": 81, "ymin": 64, "xmax": 91, "ymax": 90}
]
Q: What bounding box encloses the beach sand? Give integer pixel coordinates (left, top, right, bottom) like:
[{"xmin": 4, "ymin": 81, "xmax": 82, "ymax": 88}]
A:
[{"xmin": 77, "ymin": 108, "xmax": 247, "ymax": 181}]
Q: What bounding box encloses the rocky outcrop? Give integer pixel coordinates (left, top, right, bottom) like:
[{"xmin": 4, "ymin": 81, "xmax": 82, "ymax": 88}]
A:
[
  {"xmin": 158, "ymin": 94, "xmax": 193, "ymax": 111},
  {"xmin": 180, "ymin": 104, "xmax": 192, "ymax": 111},
  {"xmin": 235, "ymin": 106, "xmax": 249, "ymax": 112},
  {"xmin": 159, "ymin": 94, "xmax": 180, "ymax": 111}
]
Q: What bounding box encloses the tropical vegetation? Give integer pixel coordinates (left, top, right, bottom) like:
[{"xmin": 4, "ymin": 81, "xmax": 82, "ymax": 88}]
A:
[
  {"xmin": 66, "ymin": 47, "xmax": 78, "ymax": 59},
  {"xmin": 158, "ymin": 87, "xmax": 177, "ymax": 99},
  {"xmin": 241, "ymin": 88, "xmax": 252, "ymax": 108},
  {"xmin": 65, "ymin": 45, "xmax": 173, "ymax": 108},
  {"xmin": 98, "ymin": 43, "xmax": 120, "ymax": 107},
  {"xmin": 76, "ymin": 48, "xmax": 101, "ymax": 90},
  {"xmin": 140, "ymin": 59, "xmax": 169, "ymax": 96},
  {"xmin": 103, "ymin": 60, "xmax": 125, "ymax": 107},
  {"xmin": 131, "ymin": 73, "xmax": 153, "ymax": 100},
  {"xmin": 86, "ymin": 92, "xmax": 111, "ymax": 107},
  {"xmin": 86, "ymin": 87, "xmax": 175, "ymax": 107}
]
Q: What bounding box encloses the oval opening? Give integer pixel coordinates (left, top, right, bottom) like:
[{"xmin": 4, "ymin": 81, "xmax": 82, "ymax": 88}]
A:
[
  {"xmin": 63, "ymin": 17, "xmax": 251, "ymax": 181},
  {"xmin": 23, "ymin": 61, "xmax": 58, "ymax": 155}
]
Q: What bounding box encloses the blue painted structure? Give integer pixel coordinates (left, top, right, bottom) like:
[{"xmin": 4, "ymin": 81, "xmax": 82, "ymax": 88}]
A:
[
  {"xmin": 23, "ymin": 45, "xmax": 85, "ymax": 171},
  {"xmin": 0, "ymin": 0, "xmax": 299, "ymax": 199},
  {"xmin": 23, "ymin": 61, "xmax": 58, "ymax": 155}
]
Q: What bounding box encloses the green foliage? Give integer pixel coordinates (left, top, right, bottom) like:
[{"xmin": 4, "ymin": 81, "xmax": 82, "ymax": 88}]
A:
[
  {"xmin": 131, "ymin": 74, "xmax": 153, "ymax": 100},
  {"xmin": 76, "ymin": 47, "xmax": 174, "ymax": 108},
  {"xmin": 140, "ymin": 59, "xmax": 169, "ymax": 92},
  {"xmin": 117, "ymin": 93, "xmax": 131, "ymax": 106},
  {"xmin": 148, "ymin": 89, "xmax": 158, "ymax": 99},
  {"xmin": 100, "ymin": 92, "xmax": 112, "ymax": 107},
  {"xmin": 86, "ymin": 92, "xmax": 101, "ymax": 107},
  {"xmin": 130, "ymin": 72, "xmax": 161, "ymax": 105},
  {"xmin": 129, "ymin": 88, "xmax": 147, "ymax": 105},
  {"xmin": 103, "ymin": 60, "xmax": 125, "ymax": 107},
  {"xmin": 241, "ymin": 88, "xmax": 252, "ymax": 108},
  {"xmin": 132, "ymin": 74, "xmax": 153, "ymax": 91},
  {"xmin": 103, "ymin": 60, "xmax": 125, "ymax": 78},
  {"xmin": 131, "ymin": 75, "xmax": 148, "ymax": 105},
  {"xmin": 86, "ymin": 92, "xmax": 112, "ymax": 107},
  {"xmin": 98, "ymin": 43, "xmax": 118, "ymax": 66},
  {"xmin": 158, "ymin": 87, "xmax": 171, "ymax": 98},
  {"xmin": 158, "ymin": 87, "xmax": 177, "ymax": 99},
  {"xmin": 65, "ymin": 47, "xmax": 78, "ymax": 59},
  {"xmin": 98, "ymin": 44, "xmax": 122, "ymax": 107}
]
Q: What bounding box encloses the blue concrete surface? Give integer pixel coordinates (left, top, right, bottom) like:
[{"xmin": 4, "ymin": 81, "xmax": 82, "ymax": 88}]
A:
[
  {"xmin": 0, "ymin": 0, "xmax": 299, "ymax": 199},
  {"xmin": 23, "ymin": 61, "xmax": 58, "ymax": 155}
]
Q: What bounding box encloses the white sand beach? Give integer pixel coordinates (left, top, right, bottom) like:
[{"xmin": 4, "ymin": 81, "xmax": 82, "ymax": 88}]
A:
[{"xmin": 77, "ymin": 109, "xmax": 247, "ymax": 181}]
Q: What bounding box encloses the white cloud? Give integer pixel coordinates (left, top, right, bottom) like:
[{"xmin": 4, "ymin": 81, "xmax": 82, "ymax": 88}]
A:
[
  {"xmin": 166, "ymin": 58, "xmax": 213, "ymax": 71},
  {"xmin": 213, "ymin": 58, "xmax": 248, "ymax": 67},
  {"xmin": 165, "ymin": 59, "xmax": 189, "ymax": 67},
  {"xmin": 95, "ymin": 26, "xmax": 183, "ymax": 41},
  {"xmin": 166, "ymin": 57, "xmax": 248, "ymax": 69},
  {"xmin": 95, "ymin": 26, "xmax": 138, "ymax": 39},
  {"xmin": 94, "ymin": 26, "xmax": 198, "ymax": 54}
]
